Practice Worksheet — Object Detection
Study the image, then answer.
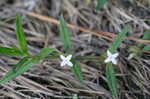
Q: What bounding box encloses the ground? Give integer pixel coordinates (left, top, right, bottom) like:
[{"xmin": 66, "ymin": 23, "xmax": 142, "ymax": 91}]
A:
[{"xmin": 0, "ymin": 0, "xmax": 150, "ymax": 99}]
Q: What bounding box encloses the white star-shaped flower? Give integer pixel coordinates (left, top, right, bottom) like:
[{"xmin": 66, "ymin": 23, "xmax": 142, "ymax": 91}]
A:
[
  {"xmin": 60, "ymin": 54, "xmax": 73, "ymax": 67},
  {"xmin": 104, "ymin": 50, "xmax": 119, "ymax": 65}
]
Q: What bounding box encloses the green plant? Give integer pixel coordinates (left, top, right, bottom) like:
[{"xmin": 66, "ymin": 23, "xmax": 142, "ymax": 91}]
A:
[
  {"xmin": 16, "ymin": 14, "xmax": 28, "ymax": 55},
  {"xmin": 0, "ymin": 15, "xmax": 58, "ymax": 83},
  {"xmin": 1, "ymin": 13, "xmax": 146, "ymax": 99},
  {"xmin": 59, "ymin": 15, "xmax": 83, "ymax": 83},
  {"xmin": 0, "ymin": 14, "xmax": 83, "ymax": 84},
  {"xmin": 105, "ymin": 26, "xmax": 132, "ymax": 99}
]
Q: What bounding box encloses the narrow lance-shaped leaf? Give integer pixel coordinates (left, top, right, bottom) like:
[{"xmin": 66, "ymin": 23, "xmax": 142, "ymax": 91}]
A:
[
  {"xmin": 106, "ymin": 63, "xmax": 118, "ymax": 99},
  {"xmin": 109, "ymin": 25, "xmax": 132, "ymax": 53},
  {"xmin": 36, "ymin": 48, "xmax": 56, "ymax": 60},
  {"xmin": 59, "ymin": 15, "xmax": 71, "ymax": 53},
  {"xmin": 71, "ymin": 60, "xmax": 83, "ymax": 84},
  {"xmin": 16, "ymin": 14, "xmax": 28, "ymax": 54},
  {"xmin": 0, "ymin": 46, "xmax": 24, "ymax": 56},
  {"xmin": 0, "ymin": 48, "xmax": 55, "ymax": 83},
  {"xmin": 0, "ymin": 57, "xmax": 33, "ymax": 83},
  {"xmin": 14, "ymin": 48, "xmax": 56, "ymax": 71},
  {"xmin": 16, "ymin": 48, "xmax": 55, "ymax": 73}
]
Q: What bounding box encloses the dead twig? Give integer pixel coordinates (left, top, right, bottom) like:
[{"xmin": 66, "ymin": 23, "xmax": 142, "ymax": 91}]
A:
[{"xmin": 27, "ymin": 12, "xmax": 150, "ymax": 44}]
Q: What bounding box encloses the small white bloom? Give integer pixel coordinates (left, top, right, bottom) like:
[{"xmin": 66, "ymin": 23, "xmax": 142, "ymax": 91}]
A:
[
  {"xmin": 104, "ymin": 50, "xmax": 119, "ymax": 65},
  {"xmin": 60, "ymin": 54, "xmax": 73, "ymax": 67}
]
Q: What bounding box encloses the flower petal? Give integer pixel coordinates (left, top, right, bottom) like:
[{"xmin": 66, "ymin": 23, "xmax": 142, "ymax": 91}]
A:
[
  {"xmin": 67, "ymin": 61, "xmax": 73, "ymax": 67},
  {"xmin": 104, "ymin": 57, "xmax": 111, "ymax": 63},
  {"xmin": 107, "ymin": 50, "xmax": 112, "ymax": 56},
  {"xmin": 60, "ymin": 55, "xmax": 65, "ymax": 60},
  {"xmin": 113, "ymin": 53, "xmax": 119, "ymax": 58},
  {"xmin": 61, "ymin": 61, "xmax": 66, "ymax": 67},
  {"xmin": 66, "ymin": 54, "xmax": 72, "ymax": 60},
  {"xmin": 112, "ymin": 58, "xmax": 117, "ymax": 65}
]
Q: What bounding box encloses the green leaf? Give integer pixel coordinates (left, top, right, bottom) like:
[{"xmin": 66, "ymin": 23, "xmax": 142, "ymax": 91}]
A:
[
  {"xmin": 142, "ymin": 30, "xmax": 150, "ymax": 40},
  {"xmin": 109, "ymin": 25, "xmax": 132, "ymax": 53},
  {"xmin": 106, "ymin": 63, "xmax": 118, "ymax": 99},
  {"xmin": 0, "ymin": 57, "xmax": 34, "ymax": 83},
  {"xmin": 71, "ymin": 60, "xmax": 83, "ymax": 84},
  {"xmin": 36, "ymin": 48, "xmax": 56, "ymax": 60},
  {"xmin": 0, "ymin": 48, "xmax": 55, "ymax": 83},
  {"xmin": 143, "ymin": 45, "xmax": 150, "ymax": 51},
  {"xmin": 0, "ymin": 47, "xmax": 24, "ymax": 56},
  {"xmin": 59, "ymin": 15, "xmax": 71, "ymax": 53},
  {"xmin": 96, "ymin": 0, "xmax": 107, "ymax": 11},
  {"xmin": 16, "ymin": 14, "xmax": 28, "ymax": 54}
]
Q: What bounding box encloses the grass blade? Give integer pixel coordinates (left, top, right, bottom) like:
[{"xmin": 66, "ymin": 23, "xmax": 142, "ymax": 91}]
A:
[
  {"xmin": 16, "ymin": 14, "xmax": 28, "ymax": 54},
  {"xmin": 0, "ymin": 48, "xmax": 55, "ymax": 83},
  {"xmin": 106, "ymin": 63, "xmax": 118, "ymax": 99},
  {"xmin": 109, "ymin": 26, "xmax": 132, "ymax": 53},
  {"xmin": 71, "ymin": 60, "xmax": 83, "ymax": 84},
  {"xmin": 0, "ymin": 47, "xmax": 24, "ymax": 56},
  {"xmin": 59, "ymin": 15, "xmax": 71, "ymax": 53},
  {"xmin": 96, "ymin": 0, "xmax": 107, "ymax": 11}
]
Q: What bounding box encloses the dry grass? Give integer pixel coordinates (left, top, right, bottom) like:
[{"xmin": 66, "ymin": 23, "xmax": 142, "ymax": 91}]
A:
[{"xmin": 0, "ymin": 0, "xmax": 150, "ymax": 99}]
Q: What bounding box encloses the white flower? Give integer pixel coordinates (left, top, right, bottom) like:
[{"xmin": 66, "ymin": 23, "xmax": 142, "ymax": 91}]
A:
[
  {"xmin": 104, "ymin": 50, "xmax": 119, "ymax": 65},
  {"xmin": 60, "ymin": 54, "xmax": 73, "ymax": 67}
]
